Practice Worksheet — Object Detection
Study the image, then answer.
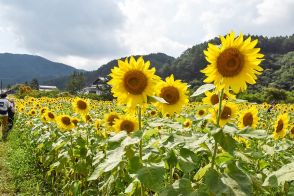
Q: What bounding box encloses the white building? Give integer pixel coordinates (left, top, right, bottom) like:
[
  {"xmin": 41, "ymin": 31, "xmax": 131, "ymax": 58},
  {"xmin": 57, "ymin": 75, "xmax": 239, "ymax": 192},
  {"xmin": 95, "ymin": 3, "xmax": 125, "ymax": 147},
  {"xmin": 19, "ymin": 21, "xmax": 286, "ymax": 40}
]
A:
[
  {"xmin": 81, "ymin": 77, "xmax": 109, "ymax": 95},
  {"xmin": 39, "ymin": 85, "xmax": 58, "ymax": 91}
]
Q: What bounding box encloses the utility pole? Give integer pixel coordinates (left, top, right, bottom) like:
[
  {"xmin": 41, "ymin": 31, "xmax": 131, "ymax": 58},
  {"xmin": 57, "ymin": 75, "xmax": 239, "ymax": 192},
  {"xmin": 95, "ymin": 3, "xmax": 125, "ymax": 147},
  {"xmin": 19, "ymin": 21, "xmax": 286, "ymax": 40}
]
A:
[{"xmin": 0, "ymin": 78, "xmax": 10, "ymax": 94}]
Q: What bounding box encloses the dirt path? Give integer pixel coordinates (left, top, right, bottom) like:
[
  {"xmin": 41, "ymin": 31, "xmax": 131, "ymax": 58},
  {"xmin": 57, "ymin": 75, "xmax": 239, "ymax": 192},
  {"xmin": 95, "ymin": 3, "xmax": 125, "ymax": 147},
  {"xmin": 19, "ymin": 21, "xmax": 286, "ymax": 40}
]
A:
[{"xmin": 0, "ymin": 141, "xmax": 15, "ymax": 195}]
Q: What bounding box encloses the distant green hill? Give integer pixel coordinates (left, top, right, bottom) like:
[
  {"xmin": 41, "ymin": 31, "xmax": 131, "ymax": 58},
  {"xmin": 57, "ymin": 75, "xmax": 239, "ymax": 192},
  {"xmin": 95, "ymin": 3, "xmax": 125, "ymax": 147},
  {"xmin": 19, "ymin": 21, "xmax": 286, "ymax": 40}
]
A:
[{"xmin": 0, "ymin": 53, "xmax": 80, "ymax": 87}]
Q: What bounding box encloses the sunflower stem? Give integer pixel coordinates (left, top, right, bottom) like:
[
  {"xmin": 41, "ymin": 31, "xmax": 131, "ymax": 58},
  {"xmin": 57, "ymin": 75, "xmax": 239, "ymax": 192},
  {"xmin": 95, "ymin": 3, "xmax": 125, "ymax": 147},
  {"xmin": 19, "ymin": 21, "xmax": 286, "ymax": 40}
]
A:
[
  {"xmin": 211, "ymin": 89, "xmax": 224, "ymax": 169},
  {"xmin": 138, "ymin": 106, "xmax": 143, "ymax": 161}
]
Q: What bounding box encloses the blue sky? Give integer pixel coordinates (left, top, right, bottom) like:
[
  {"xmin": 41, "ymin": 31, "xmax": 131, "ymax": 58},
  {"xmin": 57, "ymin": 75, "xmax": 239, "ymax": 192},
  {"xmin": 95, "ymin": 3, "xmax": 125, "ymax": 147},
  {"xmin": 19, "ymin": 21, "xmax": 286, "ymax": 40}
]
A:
[{"xmin": 0, "ymin": 0, "xmax": 293, "ymax": 70}]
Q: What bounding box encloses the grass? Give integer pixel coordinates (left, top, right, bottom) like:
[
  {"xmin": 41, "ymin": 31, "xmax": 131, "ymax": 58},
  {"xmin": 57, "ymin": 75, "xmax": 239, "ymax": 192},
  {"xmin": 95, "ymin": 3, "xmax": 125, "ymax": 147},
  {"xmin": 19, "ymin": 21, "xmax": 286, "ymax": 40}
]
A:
[{"xmin": 0, "ymin": 128, "xmax": 47, "ymax": 195}]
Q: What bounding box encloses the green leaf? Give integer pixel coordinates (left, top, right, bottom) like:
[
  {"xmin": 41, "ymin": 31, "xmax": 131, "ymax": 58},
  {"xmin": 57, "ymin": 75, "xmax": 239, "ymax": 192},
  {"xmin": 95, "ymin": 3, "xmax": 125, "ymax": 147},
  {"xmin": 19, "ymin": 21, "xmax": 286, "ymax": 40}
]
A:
[
  {"xmin": 178, "ymin": 148, "xmax": 199, "ymax": 173},
  {"xmin": 239, "ymin": 129, "xmax": 267, "ymax": 139},
  {"xmin": 88, "ymin": 146, "xmax": 125, "ymax": 181},
  {"xmin": 136, "ymin": 166, "xmax": 165, "ymax": 192},
  {"xmin": 215, "ymin": 152, "xmax": 234, "ymax": 165},
  {"xmin": 222, "ymin": 161, "xmax": 253, "ymax": 196},
  {"xmin": 159, "ymin": 178, "xmax": 194, "ymax": 196},
  {"xmin": 194, "ymin": 164, "xmax": 211, "ymax": 182},
  {"xmin": 122, "ymin": 136, "xmax": 140, "ymax": 147},
  {"xmin": 191, "ymin": 84, "xmax": 215, "ymax": 97},
  {"xmin": 213, "ymin": 130, "xmax": 236, "ymax": 154},
  {"xmin": 125, "ymin": 179, "xmax": 140, "ymax": 195},
  {"xmin": 165, "ymin": 150, "xmax": 178, "ymax": 168},
  {"xmin": 263, "ymin": 161, "xmax": 294, "ymax": 187},
  {"xmin": 108, "ymin": 131, "xmax": 127, "ymax": 142},
  {"xmin": 148, "ymin": 95, "xmax": 168, "ymax": 104},
  {"xmin": 128, "ymin": 156, "xmax": 142, "ymax": 174},
  {"xmin": 143, "ymin": 128, "xmax": 159, "ymax": 140},
  {"xmin": 204, "ymin": 169, "xmax": 228, "ymax": 195}
]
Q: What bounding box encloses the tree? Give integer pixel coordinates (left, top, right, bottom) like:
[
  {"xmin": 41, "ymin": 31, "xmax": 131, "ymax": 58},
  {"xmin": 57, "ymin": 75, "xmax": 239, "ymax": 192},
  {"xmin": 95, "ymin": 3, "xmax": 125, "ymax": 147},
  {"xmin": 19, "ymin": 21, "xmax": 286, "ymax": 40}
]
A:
[
  {"xmin": 30, "ymin": 78, "xmax": 39, "ymax": 90},
  {"xmin": 66, "ymin": 72, "xmax": 85, "ymax": 94}
]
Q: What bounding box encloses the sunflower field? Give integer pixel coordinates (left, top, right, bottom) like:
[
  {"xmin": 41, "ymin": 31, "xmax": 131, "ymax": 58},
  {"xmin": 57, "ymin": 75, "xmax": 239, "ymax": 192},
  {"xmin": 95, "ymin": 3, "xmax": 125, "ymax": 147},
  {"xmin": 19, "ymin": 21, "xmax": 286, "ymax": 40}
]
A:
[{"xmin": 10, "ymin": 32, "xmax": 294, "ymax": 195}]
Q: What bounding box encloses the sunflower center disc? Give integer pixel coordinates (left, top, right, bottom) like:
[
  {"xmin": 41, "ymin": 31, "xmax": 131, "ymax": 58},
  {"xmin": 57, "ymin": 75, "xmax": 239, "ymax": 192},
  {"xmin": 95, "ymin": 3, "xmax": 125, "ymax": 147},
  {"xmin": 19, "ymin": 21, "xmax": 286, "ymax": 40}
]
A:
[
  {"xmin": 120, "ymin": 120, "xmax": 134, "ymax": 133},
  {"xmin": 243, "ymin": 113, "xmax": 253, "ymax": 126},
  {"xmin": 210, "ymin": 94, "xmax": 219, "ymax": 105},
  {"xmin": 220, "ymin": 106, "xmax": 232, "ymax": 120},
  {"xmin": 199, "ymin": 110, "xmax": 205, "ymax": 116},
  {"xmin": 48, "ymin": 113, "xmax": 54, "ymax": 119},
  {"xmin": 291, "ymin": 127, "xmax": 294, "ymax": 134},
  {"xmin": 77, "ymin": 100, "xmax": 87, "ymax": 110},
  {"xmin": 62, "ymin": 117, "xmax": 71, "ymax": 126},
  {"xmin": 184, "ymin": 121, "xmax": 190, "ymax": 127},
  {"xmin": 72, "ymin": 119, "xmax": 78, "ymax": 125},
  {"xmin": 217, "ymin": 48, "xmax": 244, "ymax": 77},
  {"xmin": 108, "ymin": 115, "xmax": 118, "ymax": 126},
  {"xmin": 276, "ymin": 119, "xmax": 284, "ymax": 133},
  {"xmin": 160, "ymin": 86, "xmax": 180, "ymax": 105},
  {"xmin": 124, "ymin": 70, "xmax": 148, "ymax": 95}
]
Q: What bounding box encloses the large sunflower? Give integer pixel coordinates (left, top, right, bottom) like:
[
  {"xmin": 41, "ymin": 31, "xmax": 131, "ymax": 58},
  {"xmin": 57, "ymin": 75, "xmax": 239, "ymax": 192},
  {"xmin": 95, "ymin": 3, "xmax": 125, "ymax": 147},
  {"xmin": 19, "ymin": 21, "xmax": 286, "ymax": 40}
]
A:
[
  {"xmin": 72, "ymin": 98, "xmax": 90, "ymax": 115},
  {"xmin": 202, "ymin": 90, "xmax": 235, "ymax": 105},
  {"xmin": 56, "ymin": 115, "xmax": 75, "ymax": 131},
  {"xmin": 108, "ymin": 56, "xmax": 159, "ymax": 111},
  {"xmin": 273, "ymin": 113, "xmax": 289, "ymax": 140},
  {"xmin": 113, "ymin": 115, "xmax": 139, "ymax": 134},
  {"xmin": 201, "ymin": 32, "xmax": 264, "ymax": 93},
  {"xmin": 238, "ymin": 107, "xmax": 259, "ymax": 129},
  {"xmin": 154, "ymin": 75, "xmax": 189, "ymax": 115},
  {"xmin": 210, "ymin": 102, "xmax": 238, "ymax": 127}
]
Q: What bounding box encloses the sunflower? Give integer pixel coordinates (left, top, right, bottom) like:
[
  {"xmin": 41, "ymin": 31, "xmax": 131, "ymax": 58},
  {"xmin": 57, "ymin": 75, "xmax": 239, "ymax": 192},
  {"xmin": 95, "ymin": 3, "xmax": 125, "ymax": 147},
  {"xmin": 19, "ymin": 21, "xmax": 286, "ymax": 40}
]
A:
[
  {"xmin": 28, "ymin": 109, "xmax": 37, "ymax": 116},
  {"xmin": 273, "ymin": 113, "xmax": 289, "ymax": 140},
  {"xmin": 44, "ymin": 111, "xmax": 56, "ymax": 122},
  {"xmin": 150, "ymin": 110, "xmax": 157, "ymax": 117},
  {"xmin": 289, "ymin": 126, "xmax": 294, "ymax": 139},
  {"xmin": 154, "ymin": 75, "xmax": 189, "ymax": 115},
  {"xmin": 183, "ymin": 119, "xmax": 192, "ymax": 128},
  {"xmin": 72, "ymin": 98, "xmax": 90, "ymax": 115},
  {"xmin": 234, "ymin": 136, "xmax": 250, "ymax": 148},
  {"xmin": 94, "ymin": 119, "xmax": 101, "ymax": 130},
  {"xmin": 82, "ymin": 114, "xmax": 92, "ymax": 122},
  {"xmin": 108, "ymin": 56, "xmax": 159, "ymax": 111},
  {"xmin": 201, "ymin": 32, "xmax": 264, "ymax": 93},
  {"xmin": 113, "ymin": 115, "xmax": 139, "ymax": 133},
  {"xmin": 56, "ymin": 115, "xmax": 75, "ymax": 131},
  {"xmin": 40, "ymin": 107, "xmax": 49, "ymax": 114},
  {"xmin": 202, "ymin": 91, "xmax": 235, "ymax": 105},
  {"xmin": 71, "ymin": 117, "xmax": 80, "ymax": 126},
  {"xmin": 238, "ymin": 107, "xmax": 258, "ymax": 129},
  {"xmin": 41, "ymin": 114, "xmax": 48, "ymax": 123},
  {"xmin": 196, "ymin": 109, "xmax": 207, "ymax": 118},
  {"xmin": 210, "ymin": 102, "xmax": 237, "ymax": 127},
  {"xmin": 104, "ymin": 112, "xmax": 120, "ymax": 127}
]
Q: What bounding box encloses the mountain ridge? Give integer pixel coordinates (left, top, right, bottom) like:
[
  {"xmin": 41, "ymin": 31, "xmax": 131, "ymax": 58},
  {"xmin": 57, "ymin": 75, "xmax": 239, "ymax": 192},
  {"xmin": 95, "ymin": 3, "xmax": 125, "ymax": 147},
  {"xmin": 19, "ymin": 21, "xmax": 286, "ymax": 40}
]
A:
[{"xmin": 0, "ymin": 53, "xmax": 83, "ymax": 86}]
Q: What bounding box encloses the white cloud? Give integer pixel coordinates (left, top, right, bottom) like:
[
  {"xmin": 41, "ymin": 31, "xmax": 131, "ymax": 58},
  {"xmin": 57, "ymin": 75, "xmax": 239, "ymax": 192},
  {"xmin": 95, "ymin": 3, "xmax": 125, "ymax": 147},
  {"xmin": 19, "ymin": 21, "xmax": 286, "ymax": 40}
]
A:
[{"xmin": 0, "ymin": 0, "xmax": 293, "ymax": 70}]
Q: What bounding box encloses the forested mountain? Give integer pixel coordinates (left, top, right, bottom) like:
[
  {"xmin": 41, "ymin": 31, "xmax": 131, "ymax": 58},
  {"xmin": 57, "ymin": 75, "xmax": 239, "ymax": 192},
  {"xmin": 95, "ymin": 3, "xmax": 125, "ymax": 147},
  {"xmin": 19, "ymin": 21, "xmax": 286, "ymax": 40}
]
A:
[{"xmin": 0, "ymin": 53, "xmax": 80, "ymax": 86}]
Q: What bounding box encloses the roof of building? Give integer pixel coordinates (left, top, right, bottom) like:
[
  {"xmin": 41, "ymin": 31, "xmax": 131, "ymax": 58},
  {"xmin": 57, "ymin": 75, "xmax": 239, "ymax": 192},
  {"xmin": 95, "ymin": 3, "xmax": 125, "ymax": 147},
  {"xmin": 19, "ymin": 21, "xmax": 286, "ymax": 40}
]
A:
[{"xmin": 39, "ymin": 85, "xmax": 58, "ymax": 89}]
